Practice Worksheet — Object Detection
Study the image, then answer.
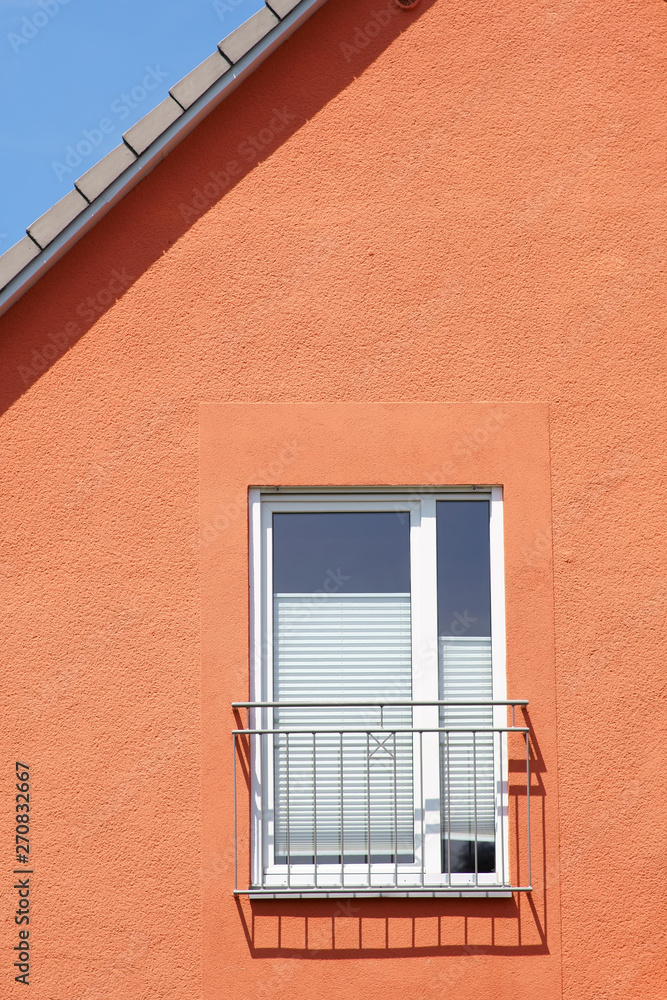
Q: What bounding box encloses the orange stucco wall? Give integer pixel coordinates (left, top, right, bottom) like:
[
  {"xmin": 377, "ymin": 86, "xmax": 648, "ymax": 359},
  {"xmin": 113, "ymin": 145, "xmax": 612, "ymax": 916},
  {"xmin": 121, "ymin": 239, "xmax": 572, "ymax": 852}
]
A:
[
  {"xmin": 1, "ymin": 0, "xmax": 666, "ymax": 997},
  {"xmin": 200, "ymin": 401, "xmax": 557, "ymax": 997}
]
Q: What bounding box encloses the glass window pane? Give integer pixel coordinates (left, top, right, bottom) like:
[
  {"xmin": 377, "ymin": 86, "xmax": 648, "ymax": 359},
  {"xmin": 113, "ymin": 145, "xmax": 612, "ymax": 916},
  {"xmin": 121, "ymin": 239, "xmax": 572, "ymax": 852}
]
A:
[
  {"xmin": 273, "ymin": 511, "xmax": 410, "ymax": 594},
  {"xmin": 436, "ymin": 501, "xmax": 491, "ymax": 638},
  {"xmin": 272, "ymin": 511, "xmax": 413, "ymax": 866},
  {"xmin": 436, "ymin": 501, "xmax": 495, "ymax": 875}
]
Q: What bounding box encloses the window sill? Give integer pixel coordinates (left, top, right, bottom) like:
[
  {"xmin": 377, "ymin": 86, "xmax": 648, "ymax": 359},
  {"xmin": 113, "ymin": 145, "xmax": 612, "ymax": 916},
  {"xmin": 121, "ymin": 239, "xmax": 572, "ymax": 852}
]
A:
[{"xmin": 239, "ymin": 887, "xmax": 526, "ymax": 899}]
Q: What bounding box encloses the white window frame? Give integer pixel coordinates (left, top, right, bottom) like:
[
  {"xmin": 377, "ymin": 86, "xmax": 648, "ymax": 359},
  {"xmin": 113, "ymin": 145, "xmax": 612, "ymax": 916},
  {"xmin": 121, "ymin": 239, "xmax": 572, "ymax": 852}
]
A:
[{"xmin": 248, "ymin": 487, "xmax": 508, "ymax": 895}]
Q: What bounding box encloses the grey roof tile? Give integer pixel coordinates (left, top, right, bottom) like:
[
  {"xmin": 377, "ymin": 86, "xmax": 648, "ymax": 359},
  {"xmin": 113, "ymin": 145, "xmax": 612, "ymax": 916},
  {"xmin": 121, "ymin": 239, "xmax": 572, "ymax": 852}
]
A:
[
  {"xmin": 75, "ymin": 143, "xmax": 137, "ymax": 202},
  {"xmin": 169, "ymin": 51, "xmax": 232, "ymax": 111},
  {"xmin": 0, "ymin": 236, "xmax": 41, "ymax": 291},
  {"xmin": 122, "ymin": 96, "xmax": 184, "ymax": 156},
  {"xmin": 268, "ymin": 0, "xmax": 303, "ymax": 17},
  {"xmin": 218, "ymin": 6, "xmax": 280, "ymax": 64},
  {"xmin": 27, "ymin": 189, "xmax": 89, "ymax": 250}
]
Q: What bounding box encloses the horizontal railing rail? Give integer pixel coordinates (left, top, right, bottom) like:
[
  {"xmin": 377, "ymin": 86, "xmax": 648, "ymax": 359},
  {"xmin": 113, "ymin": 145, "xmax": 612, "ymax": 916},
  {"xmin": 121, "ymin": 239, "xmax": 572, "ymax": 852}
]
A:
[
  {"xmin": 233, "ymin": 699, "xmax": 532, "ymax": 898},
  {"xmin": 233, "ymin": 699, "xmax": 529, "ymax": 707},
  {"xmin": 236, "ymin": 727, "xmax": 527, "ymax": 733}
]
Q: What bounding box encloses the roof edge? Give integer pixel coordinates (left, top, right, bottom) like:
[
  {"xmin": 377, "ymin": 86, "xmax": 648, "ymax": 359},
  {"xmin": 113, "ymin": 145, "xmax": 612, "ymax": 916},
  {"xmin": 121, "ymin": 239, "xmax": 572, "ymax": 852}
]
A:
[{"xmin": 0, "ymin": 0, "xmax": 328, "ymax": 321}]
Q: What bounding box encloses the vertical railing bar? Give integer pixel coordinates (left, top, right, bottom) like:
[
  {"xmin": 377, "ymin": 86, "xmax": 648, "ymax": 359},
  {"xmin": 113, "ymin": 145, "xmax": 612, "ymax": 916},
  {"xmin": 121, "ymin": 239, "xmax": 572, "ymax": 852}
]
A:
[
  {"xmin": 367, "ymin": 731, "xmax": 371, "ymax": 889},
  {"xmin": 247, "ymin": 703, "xmax": 251, "ymax": 888},
  {"xmin": 526, "ymin": 730, "xmax": 531, "ymax": 889},
  {"xmin": 473, "ymin": 730, "xmax": 478, "ymax": 887},
  {"xmin": 260, "ymin": 730, "xmax": 265, "ymax": 890},
  {"xmin": 381, "ymin": 704, "xmax": 384, "ymax": 729},
  {"xmin": 339, "ymin": 730, "xmax": 344, "ymax": 888},
  {"xmin": 286, "ymin": 732, "xmax": 291, "ymax": 890},
  {"xmin": 419, "ymin": 729, "xmax": 424, "ymax": 889},
  {"xmin": 233, "ymin": 732, "xmax": 238, "ymax": 893},
  {"xmin": 312, "ymin": 731, "xmax": 317, "ymax": 889},
  {"xmin": 393, "ymin": 729, "xmax": 398, "ymax": 889},
  {"xmin": 446, "ymin": 730, "xmax": 451, "ymax": 884},
  {"xmin": 250, "ymin": 700, "xmax": 254, "ymax": 887},
  {"xmin": 498, "ymin": 729, "xmax": 505, "ymax": 888}
]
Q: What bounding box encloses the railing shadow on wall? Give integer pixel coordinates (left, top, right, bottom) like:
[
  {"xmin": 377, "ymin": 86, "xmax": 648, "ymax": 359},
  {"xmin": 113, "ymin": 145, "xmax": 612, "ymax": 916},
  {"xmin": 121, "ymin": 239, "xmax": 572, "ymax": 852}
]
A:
[
  {"xmin": 0, "ymin": 0, "xmax": 438, "ymax": 419},
  {"xmin": 231, "ymin": 704, "xmax": 548, "ymax": 959}
]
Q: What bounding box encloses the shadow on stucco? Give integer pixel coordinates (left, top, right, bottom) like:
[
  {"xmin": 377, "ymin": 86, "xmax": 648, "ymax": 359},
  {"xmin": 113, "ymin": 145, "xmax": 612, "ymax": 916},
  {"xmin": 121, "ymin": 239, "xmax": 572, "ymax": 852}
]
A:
[{"xmin": 0, "ymin": 0, "xmax": 437, "ymax": 417}]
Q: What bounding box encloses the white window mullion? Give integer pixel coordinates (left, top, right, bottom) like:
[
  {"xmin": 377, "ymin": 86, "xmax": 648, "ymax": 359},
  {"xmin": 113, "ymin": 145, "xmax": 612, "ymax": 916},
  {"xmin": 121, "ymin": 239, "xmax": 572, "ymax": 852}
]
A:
[
  {"xmin": 261, "ymin": 503, "xmax": 276, "ymax": 879},
  {"xmin": 411, "ymin": 496, "xmax": 441, "ymax": 880},
  {"xmin": 490, "ymin": 486, "xmax": 509, "ymax": 884},
  {"xmin": 249, "ymin": 490, "xmax": 263, "ymax": 888}
]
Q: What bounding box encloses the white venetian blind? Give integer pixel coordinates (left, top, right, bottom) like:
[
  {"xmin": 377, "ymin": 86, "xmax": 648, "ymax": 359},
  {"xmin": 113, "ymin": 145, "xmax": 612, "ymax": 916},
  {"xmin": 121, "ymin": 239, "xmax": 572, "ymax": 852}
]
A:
[
  {"xmin": 273, "ymin": 593, "xmax": 413, "ymax": 863},
  {"xmin": 439, "ymin": 636, "xmax": 495, "ymax": 845}
]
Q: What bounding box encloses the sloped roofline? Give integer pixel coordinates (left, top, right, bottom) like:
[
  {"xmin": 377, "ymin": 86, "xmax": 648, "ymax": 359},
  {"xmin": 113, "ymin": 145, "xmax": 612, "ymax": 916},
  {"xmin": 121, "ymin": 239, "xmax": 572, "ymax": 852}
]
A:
[{"xmin": 0, "ymin": 0, "xmax": 328, "ymax": 320}]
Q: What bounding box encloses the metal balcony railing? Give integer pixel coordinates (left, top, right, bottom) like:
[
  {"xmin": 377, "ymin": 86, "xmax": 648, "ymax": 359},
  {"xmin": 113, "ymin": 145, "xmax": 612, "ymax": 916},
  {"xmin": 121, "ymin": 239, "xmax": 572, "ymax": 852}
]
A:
[{"xmin": 232, "ymin": 699, "xmax": 532, "ymax": 898}]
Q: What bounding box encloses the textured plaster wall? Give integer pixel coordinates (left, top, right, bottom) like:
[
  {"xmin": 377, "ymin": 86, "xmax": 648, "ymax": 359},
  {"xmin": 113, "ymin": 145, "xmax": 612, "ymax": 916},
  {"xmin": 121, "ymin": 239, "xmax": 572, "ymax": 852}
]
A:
[
  {"xmin": 1, "ymin": 0, "xmax": 666, "ymax": 997},
  {"xmin": 200, "ymin": 401, "xmax": 557, "ymax": 998}
]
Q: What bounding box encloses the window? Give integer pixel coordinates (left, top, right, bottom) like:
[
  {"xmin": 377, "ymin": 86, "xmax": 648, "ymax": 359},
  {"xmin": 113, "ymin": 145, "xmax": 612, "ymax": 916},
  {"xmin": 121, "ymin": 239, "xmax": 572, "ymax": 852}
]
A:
[{"xmin": 236, "ymin": 488, "xmax": 530, "ymax": 897}]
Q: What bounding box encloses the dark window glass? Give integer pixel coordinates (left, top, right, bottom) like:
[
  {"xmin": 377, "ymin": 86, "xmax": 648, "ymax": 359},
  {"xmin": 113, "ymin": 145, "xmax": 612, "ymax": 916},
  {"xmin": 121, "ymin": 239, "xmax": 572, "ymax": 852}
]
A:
[
  {"xmin": 436, "ymin": 500, "xmax": 491, "ymax": 638},
  {"xmin": 273, "ymin": 511, "xmax": 410, "ymax": 594},
  {"xmin": 437, "ymin": 500, "xmax": 495, "ymax": 874}
]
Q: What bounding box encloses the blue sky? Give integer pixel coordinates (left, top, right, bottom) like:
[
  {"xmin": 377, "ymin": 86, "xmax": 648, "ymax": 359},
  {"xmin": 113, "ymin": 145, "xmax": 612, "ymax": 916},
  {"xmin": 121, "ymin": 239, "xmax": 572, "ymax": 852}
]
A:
[{"xmin": 0, "ymin": 0, "xmax": 264, "ymax": 251}]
